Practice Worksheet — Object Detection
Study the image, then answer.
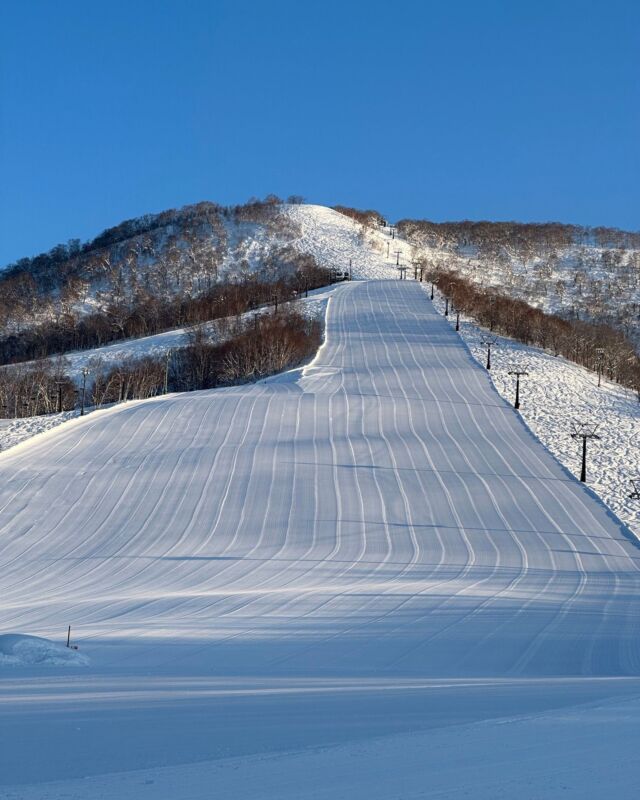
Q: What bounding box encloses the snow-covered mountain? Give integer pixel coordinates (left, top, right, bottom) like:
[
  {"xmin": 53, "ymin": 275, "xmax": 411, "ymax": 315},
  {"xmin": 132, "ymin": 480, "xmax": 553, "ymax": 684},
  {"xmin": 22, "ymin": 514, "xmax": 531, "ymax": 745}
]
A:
[
  {"xmin": 2, "ymin": 205, "xmax": 638, "ymax": 539},
  {"xmin": 3, "ymin": 201, "xmax": 638, "ymax": 344}
]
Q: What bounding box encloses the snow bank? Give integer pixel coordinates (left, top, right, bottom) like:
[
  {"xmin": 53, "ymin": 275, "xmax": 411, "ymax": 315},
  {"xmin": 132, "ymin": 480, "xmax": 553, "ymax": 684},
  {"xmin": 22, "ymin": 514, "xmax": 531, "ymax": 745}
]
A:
[
  {"xmin": 0, "ymin": 634, "xmax": 89, "ymax": 667},
  {"xmin": 0, "ymin": 410, "xmax": 81, "ymax": 454}
]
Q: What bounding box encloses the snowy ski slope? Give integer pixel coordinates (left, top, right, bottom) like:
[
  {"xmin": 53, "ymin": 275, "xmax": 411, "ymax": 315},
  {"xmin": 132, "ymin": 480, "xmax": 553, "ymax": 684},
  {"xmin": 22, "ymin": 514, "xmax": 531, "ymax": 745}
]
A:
[
  {"xmin": 2, "ymin": 279, "xmax": 640, "ymax": 797},
  {"xmin": 5, "ymin": 204, "xmax": 637, "ymax": 546},
  {"xmin": 2, "ymin": 279, "xmax": 639, "ymax": 674}
]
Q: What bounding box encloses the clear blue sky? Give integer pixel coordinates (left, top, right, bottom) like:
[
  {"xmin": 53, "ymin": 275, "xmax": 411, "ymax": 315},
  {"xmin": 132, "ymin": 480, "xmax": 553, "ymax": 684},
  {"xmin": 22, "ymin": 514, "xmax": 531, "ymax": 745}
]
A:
[{"xmin": 1, "ymin": 0, "xmax": 638, "ymax": 265}]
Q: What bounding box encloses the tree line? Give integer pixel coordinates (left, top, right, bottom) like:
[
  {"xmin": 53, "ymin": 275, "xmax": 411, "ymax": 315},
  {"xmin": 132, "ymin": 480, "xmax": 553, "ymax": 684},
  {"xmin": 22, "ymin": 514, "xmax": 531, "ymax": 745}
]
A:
[
  {"xmin": 0, "ymin": 360, "xmax": 77, "ymax": 419},
  {"xmin": 433, "ymin": 270, "xmax": 640, "ymax": 398},
  {"xmin": 0, "ymin": 195, "xmax": 307, "ymax": 336},
  {"xmin": 93, "ymin": 308, "xmax": 320, "ymax": 404},
  {"xmin": 333, "ymin": 205, "xmax": 384, "ymax": 229},
  {"xmin": 0, "ymin": 260, "xmax": 332, "ymax": 365},
  {"xmin": 398, "ymin": 218, "xmax": 640, "ymax": 253},
  {"xmin": 0, "ymin": 307, "xmax": 321, "ymax": 419},
  {"xmin": 398, "ymin": 216, "xmax": 640, "ymax": 349},
  {"xmin": 2, "ymin": 195, "xmax": 304, "ymax": 290}
]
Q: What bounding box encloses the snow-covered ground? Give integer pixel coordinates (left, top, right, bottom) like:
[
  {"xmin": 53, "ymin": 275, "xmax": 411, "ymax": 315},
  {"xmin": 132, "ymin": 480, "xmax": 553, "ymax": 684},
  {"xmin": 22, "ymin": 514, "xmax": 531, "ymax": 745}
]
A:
[
  {"xmin": 2, "ymin": 280, "xmax": 640, "ymax": 798},
  {"xmin": 2, "ymin": 208, "xmax": 637, "ymax": 548},
  {"xmin": 2, "ymin": 210, "xmax": 640, "ymax": 798},
  {"xmin": 428, "ymin": 288, "xmax": 640, "ymax": 540},
  {"xmin": 0, "ymin": 410, "xmax": 81, "ymax": 453},
  {"xmin": 5, "ymin": 690, "xmax": 638, "ymax": 799},
  {"xmin": 0, "ymin": 633, "xmax": 88, "ymax": 667},
  {"xmin": 0, "ymin": 206, "xmax": 401, "ymax": 449},
  {"xmin": 286, "ymin": 204, "xmax": 400, "ymax": 279}
]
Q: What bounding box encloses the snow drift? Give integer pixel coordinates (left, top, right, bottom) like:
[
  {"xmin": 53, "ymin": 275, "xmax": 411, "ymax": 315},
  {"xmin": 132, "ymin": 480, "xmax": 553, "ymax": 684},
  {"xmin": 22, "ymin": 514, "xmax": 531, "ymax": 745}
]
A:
[{"xmin": 0, "ymin": 634, "xmax": 89, "ymax": 667}]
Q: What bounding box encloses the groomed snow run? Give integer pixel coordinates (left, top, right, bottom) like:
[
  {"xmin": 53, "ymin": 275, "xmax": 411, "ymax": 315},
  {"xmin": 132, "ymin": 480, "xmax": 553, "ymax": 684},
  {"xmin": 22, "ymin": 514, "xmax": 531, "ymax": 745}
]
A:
[{"xmin": 1, "ymin": 280, "xmax": 640, "ymax": 797}]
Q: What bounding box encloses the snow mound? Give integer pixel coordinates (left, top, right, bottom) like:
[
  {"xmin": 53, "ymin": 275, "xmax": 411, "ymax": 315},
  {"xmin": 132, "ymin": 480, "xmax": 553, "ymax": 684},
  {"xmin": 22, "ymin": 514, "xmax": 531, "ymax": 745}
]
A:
[{"xmin": 0, "ymin": 634, "xmax": 90, "ymax": 667}]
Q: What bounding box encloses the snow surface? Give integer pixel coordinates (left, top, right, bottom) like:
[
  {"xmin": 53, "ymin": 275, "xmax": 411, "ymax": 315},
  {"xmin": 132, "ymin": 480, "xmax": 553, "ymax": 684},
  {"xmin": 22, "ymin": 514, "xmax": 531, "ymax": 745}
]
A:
[
  {"xmin": 5, "ymin": 692, "xmax": 639, "ymax": 799},
  {"xmin": 286, "ymin": 204, "xmax": 404, "ymax": 279},
  {"xmin": 0, "ymin": 634, "xmax": 89, "ymax": 667},
  {"xmin": 0, "ymin": 411, "xmax": 80, "ymax": 453},
  {"xmin": 429, "ymin": 288, "xmax": 640, "ymax": 541},
  {"xmin": 2, "ymin": 279, "xmax": 640, "ymax": 797},
  {"xmin": 0, "ymin": 206, "xmax": 404, "ymax": 451},
  {"xmin": 2, "ymin": 210, "xmax": 640, "ymax": 797}
]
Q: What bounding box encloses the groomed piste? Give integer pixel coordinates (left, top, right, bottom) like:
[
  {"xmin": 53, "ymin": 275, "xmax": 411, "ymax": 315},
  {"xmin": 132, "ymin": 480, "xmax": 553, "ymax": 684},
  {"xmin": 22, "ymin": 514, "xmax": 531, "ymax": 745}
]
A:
[{"xmin": 2, "ymin": 280, "xmax": 640, "ymax": 798}]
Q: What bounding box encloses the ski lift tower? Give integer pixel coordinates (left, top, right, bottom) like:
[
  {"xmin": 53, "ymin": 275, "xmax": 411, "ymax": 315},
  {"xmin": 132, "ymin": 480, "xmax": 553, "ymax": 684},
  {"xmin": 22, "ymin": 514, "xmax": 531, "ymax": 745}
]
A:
[{"xmin": 570, "ymin": 421, "xmax": 601, "ymax": 483}]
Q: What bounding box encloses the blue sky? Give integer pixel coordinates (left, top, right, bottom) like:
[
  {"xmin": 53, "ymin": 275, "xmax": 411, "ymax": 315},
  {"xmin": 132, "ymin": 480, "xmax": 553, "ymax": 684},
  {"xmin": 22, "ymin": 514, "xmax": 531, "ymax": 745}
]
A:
[{"xmin": 1, "ymin": 0, "xmax": 638, "ymax": 265}]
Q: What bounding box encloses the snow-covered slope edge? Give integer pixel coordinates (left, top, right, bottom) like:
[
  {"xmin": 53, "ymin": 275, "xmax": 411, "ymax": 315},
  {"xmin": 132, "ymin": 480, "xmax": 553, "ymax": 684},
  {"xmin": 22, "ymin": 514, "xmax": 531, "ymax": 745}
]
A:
[
  {"xmin": 428, "ymin": 287, "xmax": 640, "ymax": 539},
  {"xmin": 0, "ymin": 284, "xmax": 339, "ymax": 453}
]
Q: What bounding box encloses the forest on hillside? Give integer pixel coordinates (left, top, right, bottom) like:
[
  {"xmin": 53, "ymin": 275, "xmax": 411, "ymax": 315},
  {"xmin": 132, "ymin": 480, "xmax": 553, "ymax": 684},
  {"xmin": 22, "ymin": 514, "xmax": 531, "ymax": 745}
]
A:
[
  {"xmin": 398, "ymin": 217, "xmax": 640, "ymax": 344},
  {"xmin": 0, "ymin": 196, "xmax": 306, "ymax": 340}
]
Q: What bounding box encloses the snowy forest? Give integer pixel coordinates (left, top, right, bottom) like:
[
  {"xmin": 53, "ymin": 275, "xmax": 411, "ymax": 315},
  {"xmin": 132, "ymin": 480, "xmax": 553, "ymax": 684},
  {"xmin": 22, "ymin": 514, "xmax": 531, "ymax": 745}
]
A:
[{"xmin": 398, "ymin": 217, "xmax": 640, "ymax": 344}]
